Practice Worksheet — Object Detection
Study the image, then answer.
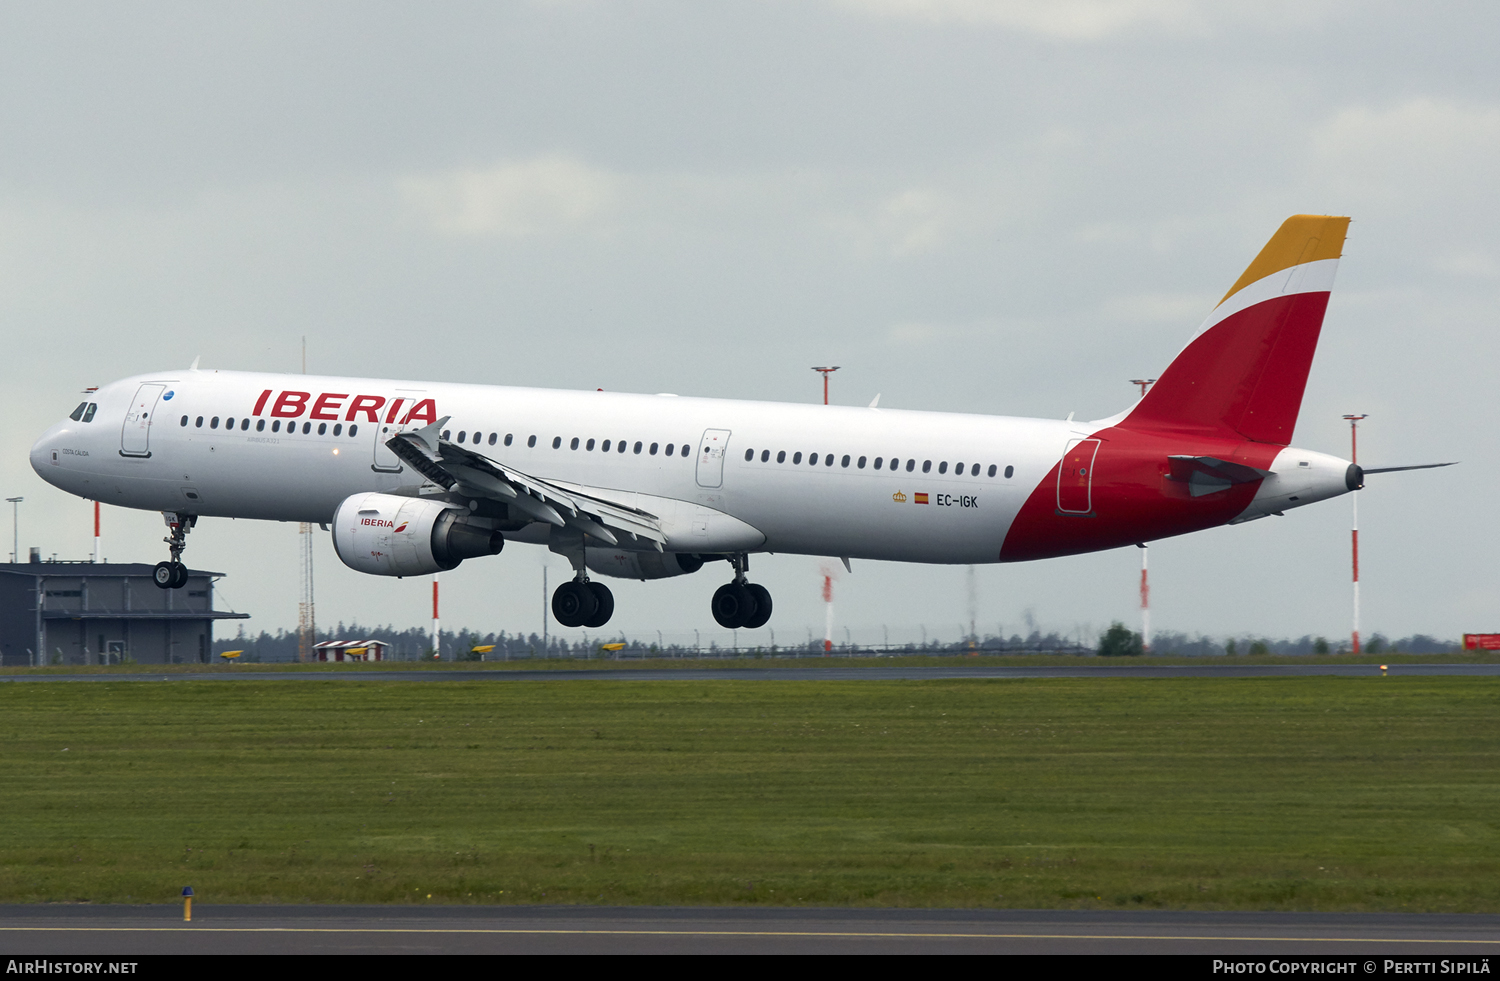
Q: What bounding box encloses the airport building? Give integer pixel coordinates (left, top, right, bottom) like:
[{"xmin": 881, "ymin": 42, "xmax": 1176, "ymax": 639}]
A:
[{"xmin": 0, "ymin": 554, "xmax": 249, "ymax": 666}]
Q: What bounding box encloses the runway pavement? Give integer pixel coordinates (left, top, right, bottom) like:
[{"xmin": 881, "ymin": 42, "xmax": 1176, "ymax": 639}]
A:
[
  {"xmin": 1, "ymin": 905, "xmax": 1498, "ymax": 954},
  {"xmin": 0, "ymin": 663, "xmax": 1497, "ymax": 682}
]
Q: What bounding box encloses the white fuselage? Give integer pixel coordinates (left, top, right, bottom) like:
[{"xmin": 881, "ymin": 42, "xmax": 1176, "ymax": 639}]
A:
[{"xmin": 33, "ymin": 369, "xmax": 1077, "ymax": 565}]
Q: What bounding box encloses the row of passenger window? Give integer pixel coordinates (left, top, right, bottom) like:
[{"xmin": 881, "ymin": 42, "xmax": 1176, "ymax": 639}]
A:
[
  {"xmin": 180, "ymin": 415, "xmax": 360, "ymax": 437},
  {"xmin": 743, "ymin": 447, "xmax": 1014, "ymax": 479},
  {"xmin": 442, "ymin": 430, "xmax": 693, "ymax": 458},
  {"xmin": 69, "ymin": 402, "xmax": 99, "ymax": 423}
]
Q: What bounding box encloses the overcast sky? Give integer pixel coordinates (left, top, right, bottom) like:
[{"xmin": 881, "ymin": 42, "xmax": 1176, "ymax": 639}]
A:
[{"xmin": 1, "ymin": 0, "xmax": 1494, "ymax": 650}]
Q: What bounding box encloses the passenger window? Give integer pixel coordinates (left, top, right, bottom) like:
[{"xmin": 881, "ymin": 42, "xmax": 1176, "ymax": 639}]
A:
[
  {"xmin": 526, "ymin": 435, "xmax": 535, "ymax": 447},
  {"xmin": 1005, "ymin": 465, "xmax": 1014, "ymax": 478},
  {"xmin": 681, "ymin": 444, "xmax": 690, "ymax": 457},
  {"xmin": 302, "ymin": 422, "xmax": 312, "ymax": 434},
  {"xmin": 83, "ymin": 404, "xmax": 97, "ymax": 423},
  {"xmin": 226, "ymin": 418, "xmax": 235, "ymax": 429},
  {"xmin": 70, "ymin": 402, "xmax": 87, "ymax": 421},
  {"xmin": 349, "ymin": 424, "xmax": 358, "ymax": 437},
  {"xmin": 457, "ymin": 431, "xmax": 466, "ymax": 443},
  {"xmin": 619, "ymin": 440, "xmax": 627, "ymax": 453},
  {"xmin": 905, "ymin": 459, "xmax": 914, "ymax": 472},
  {"xmin": 271, "ymin": 420, "xmax": 281, "ymax": 433},
  {"xmin": 777, "ymin": 450, "xmax": 786, "ymax": 463},
  {"xmin": 180, "ymin": 416, "xmax": 189, "ymax": 427},
  {"xmin": 240, "ymin": 418, "xmax": 249, "ymax": 430},
  {"xmin": 333, "ymin": 424, "xmax": 342, "ymax": 436},
  {"xmin": 873, "ymin": 456, "xmax": 882, "ymax": 469},
  {"xmin": 210, "ymin": 417, "xmax": 220, "ymax": 429},
  {"xmin": 841, "ymin": 455, "xmax": 851, "ymax": 468},
  {"xmin": 988, "ymin": 464, "xmax": 997, "ymax": 477},
  {"xmin": 793, "ymin": 452, "xmax": 802, "ymax": 464},
  {"xmin": 584, "ymin": 438, "xmax": 594, "ymax": 451},
  {"xmin": 938, "ymin": 462, "xmax": 948, "ymax": 474},
  {"xmin": 857, "ymin": 456, "xmax": 866, "ymax": 469},
  {"xmin": 318, "ymin": 423, "xmax": 327, "ymax": 436},
  {"xmin": 649, "ymin": 442, "xmax": 659, "ymax": 455},
  {"xmin": 665, "ymin": 443, "xmax": 674, "ymax": 456},
  {"xmin": 257, "ymin": 419, "xmax": 266, "ymax": 432},
  {"xmin": 970, "ymin": 463, "xmax": 980, "ymax": 476},
  {"xmin": 825, "ymin": 454, "xmax": 835, "ymax": 466},
  {"xmin": 602, "ymin": 439, "xmax": 611, "ymax": 452},
  {"xmin": 552, "ymin": 437, "xmax": 562, "ymax": 449},
  {"xmin": 633, "ymin": 441, "xmax": 642, "ymax": 454},
  {"xmin": 744, "ymin": 449, "xmax": 754, "ymax": 461},
  {"xmin": 570, "ymin": 437, "xmax": 580, "ymax": 450},
  {"xmin": 922, "ymin": 460, "xmax": 931, "ymax": 473},
  {"xmin": 761, "ymin": 450, "xmax": 770, "ymax": 462}
]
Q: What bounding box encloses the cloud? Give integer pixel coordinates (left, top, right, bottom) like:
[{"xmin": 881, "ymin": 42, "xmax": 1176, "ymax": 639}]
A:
[
  {"xmin": 1310, "ymin": 98, "xmax": 1500, "ymax": 202},
  {"xmin": 399, "ymin": 155, "xmax": 621, "ymax": 237},
  {"xmin": 831, "ymin": 0, "xmax": 1207, "ymax": 39},
  {"xmin": 1099, "ymin": 291, "xmax": 1211, "ymax": 324}
]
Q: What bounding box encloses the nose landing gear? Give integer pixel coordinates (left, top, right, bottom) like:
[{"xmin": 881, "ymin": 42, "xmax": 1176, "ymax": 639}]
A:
[
  {"xmin": 711, "ymin": 554, "xmax": 772, "ymax": 629},
  {"xmin": 152, "ymin": 511, "xmax": 196, "ymax": 590}
]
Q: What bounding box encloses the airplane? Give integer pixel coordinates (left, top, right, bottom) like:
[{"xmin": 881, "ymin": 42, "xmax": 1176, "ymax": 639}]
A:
[{"xmin": 29, "ymin": 215, "xmax": 1449, "ymax": 630}]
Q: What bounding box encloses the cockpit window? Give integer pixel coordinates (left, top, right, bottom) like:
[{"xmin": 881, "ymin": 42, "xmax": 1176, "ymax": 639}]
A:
[
  {"xmin": 82, "ymin": 403, "xmax": 97, "ymax": 423},
  {"xmin": 69, "ymin": 402, "xmax": 87, "ymax": 421}
]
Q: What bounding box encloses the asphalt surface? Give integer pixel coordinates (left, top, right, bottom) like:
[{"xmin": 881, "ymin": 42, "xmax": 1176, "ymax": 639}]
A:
[
  {"xmin": 1, "ymin": 663, "xmax": 1497, "ymax": 682},
  {"xmin": 1, "ymin": 905, "xmax": 1498, "ymax": 954}
]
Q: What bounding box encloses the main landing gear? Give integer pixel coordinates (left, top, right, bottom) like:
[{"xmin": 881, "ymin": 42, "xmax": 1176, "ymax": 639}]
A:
[
  {"xmin": 152, "ymin": 511, "xmax": 196, "ymax": 590},
  {"xmin": 552, "ymin": 578, "xmax": 614, "ymax": 629},
  {"xmin": 711, "ymin": 553, "xmax": 772, "ymax": 629}
]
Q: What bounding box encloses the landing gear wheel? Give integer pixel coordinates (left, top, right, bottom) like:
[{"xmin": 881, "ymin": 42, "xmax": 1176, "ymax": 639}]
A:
[
  {"xmin": 170, "ymin": 561, "xmax": 189, "ymax": 589},
  {"xmin": 583, "ymin": 581, "xmax": 614, "ymax": 628},
  {"xmin": 711, "ymin": 582, "xmax": 757, "ymax": 629},
  {"xmin": 743, "ymin": 583, "xmax": 772, "ymax": 628},
  {"xmin": 153, "ymin": 561, "xmax": 175, "ymax": 589},
  {"xmin": 552, "ymin": 580, "xmax": 599, "ymax": 628}
]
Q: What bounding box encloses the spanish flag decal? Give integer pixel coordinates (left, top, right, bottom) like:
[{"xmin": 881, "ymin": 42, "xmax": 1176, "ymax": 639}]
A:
[{"xmin": 914, "ymin": 492, "xmax": 929, "ymax": 505}]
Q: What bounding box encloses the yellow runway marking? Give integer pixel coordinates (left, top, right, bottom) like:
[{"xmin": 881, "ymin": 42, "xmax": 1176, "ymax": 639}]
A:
[{"xmin": 2, "ymin": 927, "xmax": 1498, "ymax": 944}]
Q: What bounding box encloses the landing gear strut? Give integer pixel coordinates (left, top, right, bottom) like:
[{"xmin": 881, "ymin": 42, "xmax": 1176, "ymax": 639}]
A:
[
  {"xmin": 711, "ymin": 553, "xmax": 772, "ymax": 629},
  {"xmin": 152, "ymin": 511, "xmax": 195, "ymax": 590}
]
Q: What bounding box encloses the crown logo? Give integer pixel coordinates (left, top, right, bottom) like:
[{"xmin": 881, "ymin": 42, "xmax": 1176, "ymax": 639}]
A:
[{"xmin": 892, "ymin": 490, "xmax": 907, "ymax": 503}]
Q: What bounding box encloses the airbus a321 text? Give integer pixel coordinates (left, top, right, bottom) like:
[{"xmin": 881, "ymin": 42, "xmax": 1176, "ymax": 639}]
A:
[{"xmin": 30, "ymin": 216, "xmax": 1449, "ymax": 629}]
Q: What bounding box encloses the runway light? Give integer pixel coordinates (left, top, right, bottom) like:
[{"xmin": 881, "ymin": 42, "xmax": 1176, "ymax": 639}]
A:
[{"xmin": 182, "ymin": 885, "xmax": 193, "ymax": 921}]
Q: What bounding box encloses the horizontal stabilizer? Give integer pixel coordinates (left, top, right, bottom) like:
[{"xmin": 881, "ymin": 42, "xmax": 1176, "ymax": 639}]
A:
[{"xmin": 1168, "ymin": 455, "xmax": 1273, "ymax": 498}]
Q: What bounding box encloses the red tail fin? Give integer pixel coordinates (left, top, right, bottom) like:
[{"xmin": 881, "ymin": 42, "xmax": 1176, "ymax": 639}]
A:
[{"xmin": 1123, "ymin": 215, "xmax": 1350, "ymax": 445}]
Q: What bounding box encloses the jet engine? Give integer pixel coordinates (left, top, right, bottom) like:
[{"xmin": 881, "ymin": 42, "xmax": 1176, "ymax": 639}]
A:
[
  {"xmin": 584, "ymin": 548, "xmax": 705, "ymax": 580},
  {"xmin": 331, "ymin": 492, "xmax": 503, "ymax": 577}
]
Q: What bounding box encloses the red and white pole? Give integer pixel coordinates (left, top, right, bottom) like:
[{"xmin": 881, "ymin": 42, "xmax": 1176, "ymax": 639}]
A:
[
  {"xmin": 92, "ymin": 501, "xmax": 100, "ymax": 564},
  {"xmin": 811, "ymin": 366, "xmax": 840, "ymax": 405},
  {"xmin": 431, "ymin": 573, "xmax": 441, "ymax": 659},
  {"xmin": 1139, "ymin": 544, "xmax": 1150, "ymax": 652},
  {"xmin": 822, "ymin": 574, "xmax": 834, "ymax": 655},
  {"xmin": 1343, "ymin": 414, "xmax": 1367, "ymax": 654}
]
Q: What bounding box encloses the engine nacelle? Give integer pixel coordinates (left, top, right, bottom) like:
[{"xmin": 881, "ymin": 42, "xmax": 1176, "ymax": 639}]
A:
[
  {"xmin": 332, "ymin": 492, "xmax": 503, "ymax": 577},
  {"xmin": 584, "ymin": 548, "xmax": 705, "ymax": 580}
]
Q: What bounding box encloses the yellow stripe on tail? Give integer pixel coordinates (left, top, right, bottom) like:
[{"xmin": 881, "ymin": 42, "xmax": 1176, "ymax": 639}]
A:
[{"xmin": 1219, "ymin": 215, "xmax": 1349, "ymax": 305}]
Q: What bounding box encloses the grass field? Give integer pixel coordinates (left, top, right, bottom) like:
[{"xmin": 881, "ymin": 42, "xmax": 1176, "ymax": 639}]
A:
[{"xmin": 3, "ymin": 675, "xmax": 1498, "ymax": 910}]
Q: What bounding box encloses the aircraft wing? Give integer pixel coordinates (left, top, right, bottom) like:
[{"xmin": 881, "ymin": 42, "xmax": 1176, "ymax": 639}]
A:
[
  {"xmin": 385, "ymin": 417, "xmax": 667, "ymax": 549},
  {"xmin": 1167, "ymin": 455, "xmax": 1273, "ymax": 497}
]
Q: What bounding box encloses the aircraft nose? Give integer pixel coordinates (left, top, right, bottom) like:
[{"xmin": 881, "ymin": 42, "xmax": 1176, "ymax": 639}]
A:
[{"xmin": 30, "ymin": 422, "xmax": 65, "ymax": 482}]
